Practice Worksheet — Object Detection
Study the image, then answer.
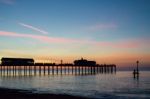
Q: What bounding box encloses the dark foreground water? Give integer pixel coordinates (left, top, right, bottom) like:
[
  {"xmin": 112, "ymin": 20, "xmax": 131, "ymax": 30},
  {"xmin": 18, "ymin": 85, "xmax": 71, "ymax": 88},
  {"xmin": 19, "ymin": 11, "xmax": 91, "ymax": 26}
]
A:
[{"xmin": 0, "ymin": 71, "xmax": 150, "ymax": 99}]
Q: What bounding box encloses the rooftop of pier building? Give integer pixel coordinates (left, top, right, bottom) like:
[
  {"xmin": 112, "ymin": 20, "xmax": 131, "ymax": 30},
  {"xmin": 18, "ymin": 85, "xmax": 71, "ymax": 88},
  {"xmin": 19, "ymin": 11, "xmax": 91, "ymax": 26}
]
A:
[
  {"xmin": 74, "ymin": 58, "xmax": 96, "ymax": 66},
  {"xmin": 1, "ymin": 57, "xmax": 34, "ymax": 66}
]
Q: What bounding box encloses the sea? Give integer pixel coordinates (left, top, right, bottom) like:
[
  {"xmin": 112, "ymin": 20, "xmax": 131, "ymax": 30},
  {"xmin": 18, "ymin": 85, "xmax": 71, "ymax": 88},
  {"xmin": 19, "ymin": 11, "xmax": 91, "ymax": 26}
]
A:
[{"xmin": 0, "ymin": 71, "xmax": 150, "ymax": 99}]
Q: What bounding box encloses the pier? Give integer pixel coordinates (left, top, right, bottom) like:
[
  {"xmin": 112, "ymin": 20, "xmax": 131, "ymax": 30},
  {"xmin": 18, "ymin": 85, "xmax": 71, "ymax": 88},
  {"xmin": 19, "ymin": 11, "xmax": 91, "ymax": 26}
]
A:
[{"xmin": 0, "ymin": 57, "xmax": 116, "ymax": 76}]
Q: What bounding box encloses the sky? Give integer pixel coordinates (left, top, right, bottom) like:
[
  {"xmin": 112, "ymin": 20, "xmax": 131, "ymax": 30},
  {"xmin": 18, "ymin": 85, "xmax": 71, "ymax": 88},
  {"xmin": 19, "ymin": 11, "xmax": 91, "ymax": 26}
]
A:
[{"xmin": 0, "ymin": 0, "xmax": 150, "ymax": 69}]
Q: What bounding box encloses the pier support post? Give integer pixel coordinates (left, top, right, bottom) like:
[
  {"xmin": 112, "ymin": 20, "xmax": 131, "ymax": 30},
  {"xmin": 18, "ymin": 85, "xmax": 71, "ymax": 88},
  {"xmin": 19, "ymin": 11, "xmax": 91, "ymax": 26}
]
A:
[
  {"xmin": 75, "ymin": 66, "xmax": 77, "ymax": 75},
  {"xmin": 72, "ymin": 65, "xmax": 73, "ymax": 74},
  {"xmin": 93, "ymin": 66, "xmax": 96, "ymax": 74},
  {"xmin": 48, "ymin": 66, "xmax": 50, "ymax": 75},
  {"xmin": 81, "ymin": 66, "xmax": 84, "ymax": 75},
  {"xmin": 60, "ymin": 65, "xmax": 62, "ymax": 75},
  {"xmin": 79, "ymin": 66, "xmax": 81, "ymax": 75},
  {"xmin": 34, "ymin": 66, "xmax": 36, "ymax": 75},
  {"xmin": 64, "ymin": 66, "xmax": 66, "ymax": 75},
  {"xmin": 56, "ymin": 65, "xmax": 58, "ymax": 75},
  {"xmin": 44, "ymin": 66, "xmax": 46, "ymax": 75},
  {"xmin": 39, "ymin": 66, "xmax": 41, "ymax": 76},
  {"xmin": 52, "ymin": 66, "xmax": 54, "ymax": 75},
  {"xmin": 0, "ymin": 66, "xmax": 2, "ymax": 75},
  {"xmin": 67, "ymin": 66, "xmax": 69, "ymax": 74},
  {"xmin": 6, "ymin": 66, "xmax": 8, "ymax": 76}
]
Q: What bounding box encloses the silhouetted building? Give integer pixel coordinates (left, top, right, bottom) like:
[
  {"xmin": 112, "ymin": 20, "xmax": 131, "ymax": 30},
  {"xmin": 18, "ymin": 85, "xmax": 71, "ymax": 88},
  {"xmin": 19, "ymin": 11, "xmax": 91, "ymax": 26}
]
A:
[
  {"xmin": 74, "ymin": 58, "xmax": 96, "ymax": 66},
  {"xmin": 1, "ymin": 57, "xmax": 34, "ymax": 66}
]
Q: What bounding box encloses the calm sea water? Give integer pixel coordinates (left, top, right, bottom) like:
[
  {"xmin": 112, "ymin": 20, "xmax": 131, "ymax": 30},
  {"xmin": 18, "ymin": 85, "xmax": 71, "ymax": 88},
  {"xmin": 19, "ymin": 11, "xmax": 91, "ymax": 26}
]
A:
[{"xmin": 0, "ymin": 71, "xmax": 150, "ymax": 99}]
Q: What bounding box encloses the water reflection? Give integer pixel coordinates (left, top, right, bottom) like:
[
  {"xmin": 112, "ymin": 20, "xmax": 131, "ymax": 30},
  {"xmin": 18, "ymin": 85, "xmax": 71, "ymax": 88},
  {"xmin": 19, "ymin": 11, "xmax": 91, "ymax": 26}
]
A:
[{"xmin": 0, "ymin": 71, "xmax": 149, "ymax": 99}]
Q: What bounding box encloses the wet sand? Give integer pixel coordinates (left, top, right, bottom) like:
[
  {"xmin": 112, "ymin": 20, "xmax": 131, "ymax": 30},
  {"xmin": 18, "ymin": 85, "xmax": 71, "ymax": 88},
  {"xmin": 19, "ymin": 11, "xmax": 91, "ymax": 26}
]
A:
[{"xmin": 0, "ymin": 87, "xmax": 90, "ymax": 99}]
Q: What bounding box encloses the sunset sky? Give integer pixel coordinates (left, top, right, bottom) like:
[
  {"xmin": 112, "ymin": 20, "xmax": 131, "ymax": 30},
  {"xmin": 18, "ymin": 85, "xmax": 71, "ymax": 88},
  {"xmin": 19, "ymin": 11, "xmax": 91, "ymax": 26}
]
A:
[{"xmin": 0, "ymin": 0, "xmax": 150, "ymax": 69}]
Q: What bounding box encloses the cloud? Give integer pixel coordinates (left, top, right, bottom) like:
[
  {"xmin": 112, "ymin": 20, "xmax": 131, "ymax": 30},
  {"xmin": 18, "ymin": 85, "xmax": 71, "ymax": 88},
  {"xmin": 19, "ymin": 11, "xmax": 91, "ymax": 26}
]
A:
[
  {"xmin": 0, "ymin": 0, "xmax": 15, "ymax": 5},
  {"xmin": 18, "ymin": 22, "xmax": 49, "ymax": 35},
  {"xmin": 0, "ymin": 31, "xmax": 79, "ymax": 43},
  {"xmin": 0, "ymin": 31, "xmax": 147, "ymax": 49}
]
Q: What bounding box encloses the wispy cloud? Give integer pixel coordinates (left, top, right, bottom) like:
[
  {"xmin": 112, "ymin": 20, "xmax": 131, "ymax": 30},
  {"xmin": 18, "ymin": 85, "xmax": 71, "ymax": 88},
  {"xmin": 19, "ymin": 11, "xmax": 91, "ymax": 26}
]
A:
[
  {"xmin": 18, "ymin": 22, "xmax": 49, "ymax": 35},
  {"xmin": 0, "ymin": 31, "xmax": 78, "ymax": 43},
  {"xmin": 0, "ymin": 31, "xmax": 147, "ymax": 49},
  {"xmin": 0, "ymin": 0, "xmax": 15, "ymax": 5}
]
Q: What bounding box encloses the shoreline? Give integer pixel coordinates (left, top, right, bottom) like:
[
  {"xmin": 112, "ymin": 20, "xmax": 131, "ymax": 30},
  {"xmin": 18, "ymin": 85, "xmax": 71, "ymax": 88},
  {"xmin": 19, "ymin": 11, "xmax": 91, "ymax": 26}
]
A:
[{"xmin": 0, "ymin": 87, "xmax": 90, "ymax": 99}]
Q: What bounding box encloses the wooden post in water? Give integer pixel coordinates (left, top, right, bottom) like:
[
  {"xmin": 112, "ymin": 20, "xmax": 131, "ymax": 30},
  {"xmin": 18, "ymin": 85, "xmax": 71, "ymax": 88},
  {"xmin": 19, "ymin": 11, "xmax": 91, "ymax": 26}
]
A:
[
  {"xmin": 63, "ymin": 66, "xmax": 65, "ymax": 74},
  {"xmin": 84, "ymin": 66, "xmax": 86, "ymax": 74},
  {"xmin": 101, "ymin": 66, "xmax": 103, "ymax": 73},
  {"xmin": 29, "ymin": 66, "xmax": 31, "ymax": 76},
  {"xmin": 23, "ymin": 66, "xmax": 25, "ymax": 76},
  {"xmin": 99, "ymin": 66, "xmax": 101, "ymax": 73},
  {"xmin": 75, "ymin": 66, "xmax": 77, "ymax": 75},
  {"xmin": 34, "ymin": 66, "xmax": 36, "ymax": 75},
  {"xmin": 60, "ymin": 65, "xmax": 62, "ymax": 75},
  {"xmin": 56, "ymin": 65, "xmax": 58, "ymax": 75},
  {"xmin": 3, "ymin": 66, "xmax": 5, "ymax": 75},
  {"xmin": 90, "ymin": 66, "xmax": 92, "ymax": 74},
  {"xmin": 96, "ymin": 66, "xmax": 98, "ymax": 73},
  {"xmin": 14, "ymin": 66, "xmax": 16, "ymax": 76},
  {"xmin": 27, "ymin": 66, "xmax": 29, "ymax": 76},
  {"xmin": 9, "ymin": 66, "xmax": 12, "ymax": 76},
  {"xmin": 20, "ymin": 66, "xmax": 22, "ymax": 76},
  {"xmin": 25, "ymin": 66, "xmax": 27, "ymax": 76},
  {"xmin": 16, "ymin": 66, "xmax": 18, "ymax": 76},
  {"xmin": 39, "ymin": 66, "xmax": 41, "ymax": 76},
  {"xmin": 100, "ymin": 66, "xmax": 102, "ymax": 73},
  {"xmin": 115, "ymin": 65, "xmax": 116, "ymax": 73},
  {"xmin": 0, "ymin": 65, "xmax": 2, "ymax": 75},
  {"xmin": 81, "ymin": 66, "xmax": 83, "ymax": 75},
  {"xmin": 78, "ymin": 66, "xmax": 80, "ymax": 75},
  {"xmin": 85, "ymin": 66, "xmax": 87, "ymax": 75},
  {"xmin": 52, "ymin": 66, "xmax": 54, "ymax": 75},
  {"xmin": 2, "ymin": 66, "xmax": 3, "ymax": 76},
  {"xmin": 8, "ymin": 66, "xmax": 11, "ymax": 75},
  {"xmin": 48, "ymin": 66, "xmax": 50, "ymax": 75},
  {"xmin": 106, "ymin": 66, "xmax": 108, "ymax": 73},
  {"xmin": 67, "ymin": 66, "xmax": 69, "ymax": 75},
  {"xmin": 12, "ymin": 65, "xmax": 14, "ymax": 76},
  {"xmin": 93, "ymin": 66, "xmax": 96, "ymax": 74},
  {"xmin": 44, "ymin": 65, "xmax": 46, "ymax": 75},
  {"xmin": 111, "ymin": 66, "xmax": 113, "ymax": 73},
  {"xmin": 7, "ymin": 66, "xmax": 10, "ymax": 75},
  {"xmin": 88, "ymin": 66, "xmax": 90, "ymax": 74},
  {"xmin": 6, "ymin": 66, "xmax": 8, "ymax": 76},
  {"xmin": 104, "ymin": 65, "xmax": 106, "ymax": 73},
  {"xmin": 9, "ymin": 66, "xmax": 11, "ymax": 75},
  {"xmin": 108, "ymin": 66, "xmax": 110, "ymax": 73},
  {"xmin": 72, "ymin": 65, "xmax": 73, "ymax": 74},
  {"xmin": 98, "ymin": 66, "xmax": 100, "ymax": 73},
  {"xmin": 24, "ymin": 66, "xmax": 25, "ymax": 76}
]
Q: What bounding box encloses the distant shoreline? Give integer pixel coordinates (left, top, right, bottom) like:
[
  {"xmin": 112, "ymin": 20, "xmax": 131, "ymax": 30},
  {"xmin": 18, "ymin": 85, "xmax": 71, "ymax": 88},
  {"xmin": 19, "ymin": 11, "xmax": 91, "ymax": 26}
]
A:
[{"xmin": 0, "ymin": 87, "xmax": 90, "ymax": 99}]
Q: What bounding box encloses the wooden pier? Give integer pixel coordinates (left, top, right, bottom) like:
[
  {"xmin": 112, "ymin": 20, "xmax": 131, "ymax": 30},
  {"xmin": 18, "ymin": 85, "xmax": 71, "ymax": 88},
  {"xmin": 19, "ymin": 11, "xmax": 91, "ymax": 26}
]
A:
[
  {"xmin": 0, "ymin": 57, "xmax": 116, "ymax": 76},
  {"xmin": 0, "ymin": 64, "xmax": 116, "ymax": 76}
]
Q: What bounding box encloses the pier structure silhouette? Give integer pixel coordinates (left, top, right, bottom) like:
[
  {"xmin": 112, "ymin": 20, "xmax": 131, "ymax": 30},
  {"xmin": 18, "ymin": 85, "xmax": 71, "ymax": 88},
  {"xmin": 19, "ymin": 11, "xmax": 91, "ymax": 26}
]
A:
[{"xmin": 0, "ymin": 57, "xmax": 116, "ymax": 76}]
